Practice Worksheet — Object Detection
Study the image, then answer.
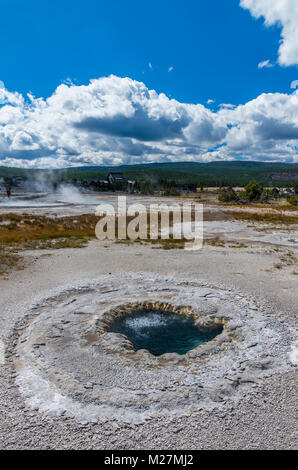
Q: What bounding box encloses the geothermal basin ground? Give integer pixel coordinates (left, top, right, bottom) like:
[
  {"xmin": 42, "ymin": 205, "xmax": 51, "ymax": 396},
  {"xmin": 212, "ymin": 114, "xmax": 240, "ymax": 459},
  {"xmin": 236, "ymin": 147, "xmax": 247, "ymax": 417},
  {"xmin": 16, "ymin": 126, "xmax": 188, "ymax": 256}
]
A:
[{"xmin": 0, "ymin": 193, "xmax": 297, "ymax": 450}]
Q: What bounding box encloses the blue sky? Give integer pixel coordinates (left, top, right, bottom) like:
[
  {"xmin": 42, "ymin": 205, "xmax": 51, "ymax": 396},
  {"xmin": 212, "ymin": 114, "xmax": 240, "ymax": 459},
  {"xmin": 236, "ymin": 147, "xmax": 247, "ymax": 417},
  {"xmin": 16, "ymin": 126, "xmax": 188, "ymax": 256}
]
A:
[
  {"xmin": 0, "ymin": 0, "xmax": 298, "ymax": 167},
  {"xmin": 1, "ymin": 0, "xmax": 296, "ymax": 104}
]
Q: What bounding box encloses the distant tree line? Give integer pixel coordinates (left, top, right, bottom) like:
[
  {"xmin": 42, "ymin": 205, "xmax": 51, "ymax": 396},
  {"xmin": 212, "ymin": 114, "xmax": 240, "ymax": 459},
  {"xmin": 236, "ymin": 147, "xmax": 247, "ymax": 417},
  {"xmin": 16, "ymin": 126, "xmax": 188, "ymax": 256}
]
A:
[{"xmin": 218, "ymin": 181, "xmax": 298, "ymax": 205}]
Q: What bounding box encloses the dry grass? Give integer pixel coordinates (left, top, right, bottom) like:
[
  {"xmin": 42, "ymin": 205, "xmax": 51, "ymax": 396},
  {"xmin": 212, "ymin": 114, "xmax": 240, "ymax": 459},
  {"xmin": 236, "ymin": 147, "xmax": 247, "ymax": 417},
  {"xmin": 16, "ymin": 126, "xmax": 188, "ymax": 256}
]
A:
[
  {"xmin": 204, "ymin": 238, "xmax": 249, "ymax": 249},
  {"xmin": 0, "ymin": 212, "xmax": 190, "ymax": 253},
  {"xmin": 0, "ymin": 214, "xmax": 97, "ymax": 276},
  {"xmin": 0, "ymin": 213, "xmax": 97, "ymax": 250},
  {"xmin": 0, "ymin": 249, "xmax": 24, "ymax": 277},
  {"xmin": 189, "ymin": 206, "xmax": 297, "ymax": 225},
  {"xmin": 22, "ymin": 237, "xmax": 90, "ymax": 250},
  {"xmin": 228, "ymin": 242, "xmax": 249, "ymax": 248},
  {"xmin": 113, "ymin": 214, "xmax": 187, "ymax": 249},
  {"xmin": 149, "ymin": 238, "xmax": 185, "ymax": 250},
  {"xmin": 117, "ymin": 237, "xmax": 186, "ymax": 250},
  {"xmin": 229, "ymin": 211, "xmax": 298, "ymax": 225},
  {"xmin": 204, "ymin": 237, "xmax": 226, "ymax": 247},
  {"xmin": 0, "ymin": 208, "xmax": 296, "ymax": 258},
  {"xmin": 272, "ymin": 250, "xmax": 298, "ymax": 271}
]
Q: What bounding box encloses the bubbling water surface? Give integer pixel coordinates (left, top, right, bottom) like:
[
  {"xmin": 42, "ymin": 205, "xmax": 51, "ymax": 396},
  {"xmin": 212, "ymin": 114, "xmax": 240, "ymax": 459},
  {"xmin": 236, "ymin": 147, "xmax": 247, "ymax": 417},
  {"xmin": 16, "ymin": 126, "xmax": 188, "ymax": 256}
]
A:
[{"xmin": 109, "ymin": 309, "xmax": 223, "ymax": 356}]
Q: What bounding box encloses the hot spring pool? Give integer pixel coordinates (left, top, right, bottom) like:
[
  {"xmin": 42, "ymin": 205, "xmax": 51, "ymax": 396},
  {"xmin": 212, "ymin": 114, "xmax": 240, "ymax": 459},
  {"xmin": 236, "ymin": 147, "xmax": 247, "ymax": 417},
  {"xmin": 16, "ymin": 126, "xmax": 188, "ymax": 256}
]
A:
[
  {"xmin": 14, "ymin": 274, "xmax": 288, "ymax": 425},
  {"xmin": 109, "ymin": 309, "xmax": 223, "ymax": 356}
]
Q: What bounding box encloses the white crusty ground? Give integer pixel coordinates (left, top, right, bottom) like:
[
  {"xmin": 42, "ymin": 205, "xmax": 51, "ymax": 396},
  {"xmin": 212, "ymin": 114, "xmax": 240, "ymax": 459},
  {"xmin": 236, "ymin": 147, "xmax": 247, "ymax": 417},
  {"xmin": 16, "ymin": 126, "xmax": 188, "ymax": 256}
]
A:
[{"xmin": 0, "ymin": 214, "xmax": 297, "ymax": 449}]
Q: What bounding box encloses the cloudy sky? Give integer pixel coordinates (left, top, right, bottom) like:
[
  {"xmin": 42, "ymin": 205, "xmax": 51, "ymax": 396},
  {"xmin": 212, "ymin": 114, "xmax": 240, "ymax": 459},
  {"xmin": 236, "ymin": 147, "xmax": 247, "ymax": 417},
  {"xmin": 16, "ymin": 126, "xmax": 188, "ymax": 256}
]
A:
[{"xmin": 0, "ymin": 0, "xmax": 298, "ymax": 168}]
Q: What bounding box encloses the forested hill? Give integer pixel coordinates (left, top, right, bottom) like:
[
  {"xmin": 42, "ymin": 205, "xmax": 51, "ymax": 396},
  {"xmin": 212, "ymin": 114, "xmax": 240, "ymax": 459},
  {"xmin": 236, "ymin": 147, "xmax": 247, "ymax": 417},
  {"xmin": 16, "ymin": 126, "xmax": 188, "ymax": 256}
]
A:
[{"xmin": 0, "ymin": 161, "xmax": 298, "ymax": 186}]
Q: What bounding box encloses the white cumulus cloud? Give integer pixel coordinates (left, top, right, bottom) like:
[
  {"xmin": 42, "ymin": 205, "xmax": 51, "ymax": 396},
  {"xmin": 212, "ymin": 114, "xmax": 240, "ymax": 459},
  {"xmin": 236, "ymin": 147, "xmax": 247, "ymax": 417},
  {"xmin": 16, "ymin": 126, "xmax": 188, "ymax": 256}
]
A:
[
  {"xmin": 0, "ymin": 75, "xmax": 297, "ymax": 167},
  {"xmin": 240, "ymin": 0, "xmax": 298, "ymax": 66}
]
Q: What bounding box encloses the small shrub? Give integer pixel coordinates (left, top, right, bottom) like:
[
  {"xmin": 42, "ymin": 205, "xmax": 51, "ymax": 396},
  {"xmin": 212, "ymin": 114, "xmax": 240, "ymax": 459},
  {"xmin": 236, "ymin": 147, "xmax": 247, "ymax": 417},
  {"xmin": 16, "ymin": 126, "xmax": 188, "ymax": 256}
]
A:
[
  {"xmin": 164, "ymin": 187, "xmax": 181, "ymax": 196},
  {"xmin": 243, "ymin": 180, "xmax": 263, "ymax": 202},
  {"xmin": 138, "ymin": 181, "xmax": 155, "ymax": 195},
  {"xmin": 286, "ymin": 194, "xmax": 298, "ymax": 206},
  {"xmin": 218, "ymin": 187, "xmax": 238, "ymax": 203}
]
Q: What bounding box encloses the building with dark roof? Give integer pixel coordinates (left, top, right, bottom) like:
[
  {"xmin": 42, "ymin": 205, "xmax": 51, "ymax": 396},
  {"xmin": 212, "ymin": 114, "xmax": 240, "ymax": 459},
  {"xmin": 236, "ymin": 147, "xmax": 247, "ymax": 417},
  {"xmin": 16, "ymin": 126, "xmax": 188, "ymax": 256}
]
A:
[{"xmin": 107, "ymin": 172, "xmax": 128, "ymax": 185}]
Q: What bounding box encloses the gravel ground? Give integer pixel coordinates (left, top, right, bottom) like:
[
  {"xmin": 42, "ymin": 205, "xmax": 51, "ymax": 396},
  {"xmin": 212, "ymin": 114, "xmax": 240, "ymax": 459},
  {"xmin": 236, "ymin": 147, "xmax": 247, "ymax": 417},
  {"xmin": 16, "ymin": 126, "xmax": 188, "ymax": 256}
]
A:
[
  {"xmin": 0, "ymin": 218, "xmax": 297, "ymax": 450},
  {"xmin": 1, "ymin": 366, "xmax": 296, "ymax": 449}
]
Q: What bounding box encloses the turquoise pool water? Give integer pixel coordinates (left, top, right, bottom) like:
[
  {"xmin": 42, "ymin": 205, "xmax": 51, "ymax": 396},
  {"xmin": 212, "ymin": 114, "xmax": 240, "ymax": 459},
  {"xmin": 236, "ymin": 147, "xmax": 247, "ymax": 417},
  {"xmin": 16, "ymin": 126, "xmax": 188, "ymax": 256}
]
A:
[{"xmin": 109, "ymin": 309, "xmax": 223, "ymax": 356}]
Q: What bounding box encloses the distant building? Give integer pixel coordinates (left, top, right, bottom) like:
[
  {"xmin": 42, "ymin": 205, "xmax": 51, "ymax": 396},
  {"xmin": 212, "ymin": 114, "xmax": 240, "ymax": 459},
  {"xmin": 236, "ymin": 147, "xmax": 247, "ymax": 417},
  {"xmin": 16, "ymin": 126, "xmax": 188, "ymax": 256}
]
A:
[
  {"xmin": 107, "ymin": 172, "xmax": 128, "ymax": 185},
  {"xmin": 89, "ymin": 179, "xmax": 109, "ymax": 190},
  {"xmin": 283, "ymin": 188, "xmax": 295, "ymax": 196}
]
